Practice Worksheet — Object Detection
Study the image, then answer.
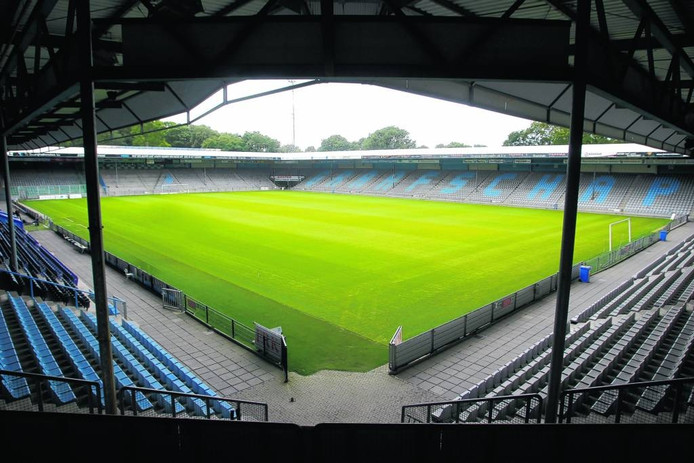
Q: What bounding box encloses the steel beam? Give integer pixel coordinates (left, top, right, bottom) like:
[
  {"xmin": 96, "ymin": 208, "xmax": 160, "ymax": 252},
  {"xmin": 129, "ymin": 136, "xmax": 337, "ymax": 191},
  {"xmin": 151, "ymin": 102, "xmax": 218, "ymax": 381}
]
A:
[
  {"xmin": 0, "ymin": 132, "xmax": 18, "ymax": 271},
  {"xmin": 77, "ymin": 0, "xmax": 117, "ymax": 415},
  {"xmin": 112, "ymin": 16, "xmax": 571, "ymax": 81},
  {"xmin": 620, "ymin": 0, "xmax": 694, "ymax": 81},
  {"xmin": 545, "ymin": 0, "xmax": 590, "ymax": 424}
]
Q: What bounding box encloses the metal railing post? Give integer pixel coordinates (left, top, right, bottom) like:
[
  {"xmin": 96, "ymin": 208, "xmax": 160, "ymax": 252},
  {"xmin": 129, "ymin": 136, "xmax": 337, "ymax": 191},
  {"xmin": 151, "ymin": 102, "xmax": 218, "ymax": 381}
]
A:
[
  {"xmin": 615, "ymin": 388, "xmax": 624, "ymax": 423},
  {"xmin": 672, "ymin": 382, "xmax": 682, "ymax": 424},
  {"xmin": 131, "ymin": 389, "xmax": 138, "ymax": 416},
  {"xmin": 37, "ymin": 380, "xmax": 44, "ymax": 412}
]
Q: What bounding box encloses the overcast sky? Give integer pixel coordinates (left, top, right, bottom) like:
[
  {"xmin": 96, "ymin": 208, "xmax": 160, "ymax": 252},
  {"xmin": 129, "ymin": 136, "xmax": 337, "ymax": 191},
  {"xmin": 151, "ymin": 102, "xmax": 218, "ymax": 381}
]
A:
[{"xmin": 164, "ymin": 80, "xmax": 533, "ymax": 150}]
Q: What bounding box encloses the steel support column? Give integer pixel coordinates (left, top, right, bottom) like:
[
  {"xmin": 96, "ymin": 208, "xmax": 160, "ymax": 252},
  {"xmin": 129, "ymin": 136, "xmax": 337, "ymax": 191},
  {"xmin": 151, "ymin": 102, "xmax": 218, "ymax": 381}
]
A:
[
  {"xmin": 544, "ymin": 0, "xmax": 590, "ymax": 424},
  {"xmin": 0, "ymin": 132, "xmax": 18, "ymax": 271},
  {"xmin": 77, "ymin": 0, "xmax": 117, "ymax": 415}
]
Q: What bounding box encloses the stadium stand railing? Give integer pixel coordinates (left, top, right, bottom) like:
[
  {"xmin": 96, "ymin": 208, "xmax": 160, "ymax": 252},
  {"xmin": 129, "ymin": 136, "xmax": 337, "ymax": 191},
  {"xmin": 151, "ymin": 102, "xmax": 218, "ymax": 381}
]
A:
[
  {"xmin": 47, "ymin": 222, "xmax": 289, "ymax": 375},
  {"xmin": 559, "ymin": 376, "xmax": 694, "ymax": 424},
  {"xmin": 0, "ymin": 291, "xmax": 269, "ymax": 420},
  {"xmin": 400, "ymin": 222, "xmax": 694, "ymax": 425},
  {"xmin": 118, "ymin": 385, "xmax": 268, "ymax": 421},
  {"xmin": 388, "ymin": 264, "xmax": 582, "ymax": 374},
  {"xmin": 0, "ymin": 268, "xmax": 121, "ymax": 315},
  {"xmin": 402, "ymin": 393, "xmax": 543, "ymax": 424},
  {"xmin": 0, "ymin": 369, "xmax": 102, "ymax": 414}
]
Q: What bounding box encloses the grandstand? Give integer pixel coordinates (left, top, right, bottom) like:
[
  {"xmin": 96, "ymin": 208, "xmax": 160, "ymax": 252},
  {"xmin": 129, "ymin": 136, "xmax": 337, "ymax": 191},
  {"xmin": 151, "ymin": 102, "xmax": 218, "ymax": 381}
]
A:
[
  {"xmin": 4, "ymin": 0, "xmax": 694, "ymax": 458},
  {"xmin": 5, "ymin": 144, "xmax": 694, "ymax": 218},
  {"xmin": 0, "ymin": 144, "xmax": 692, "ymax": 429}
]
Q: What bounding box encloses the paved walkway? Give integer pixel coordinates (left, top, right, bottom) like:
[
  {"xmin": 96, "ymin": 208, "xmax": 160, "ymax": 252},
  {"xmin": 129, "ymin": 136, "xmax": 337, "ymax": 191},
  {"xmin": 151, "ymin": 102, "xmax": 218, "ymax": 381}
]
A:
[
  {"xmin": 28, "ymin": 222, "xmax": 694, "ymax": 425},
  {"xmin": 396, "ymin": 222, "xmax": 694, "ymax": 399}
]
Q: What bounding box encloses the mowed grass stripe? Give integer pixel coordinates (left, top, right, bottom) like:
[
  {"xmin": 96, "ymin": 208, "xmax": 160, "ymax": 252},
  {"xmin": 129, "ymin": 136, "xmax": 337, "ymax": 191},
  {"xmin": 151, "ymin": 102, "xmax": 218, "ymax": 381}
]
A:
[{"xmin": 26, "ymin": 191, "xmax": 668, "ymax": 374}]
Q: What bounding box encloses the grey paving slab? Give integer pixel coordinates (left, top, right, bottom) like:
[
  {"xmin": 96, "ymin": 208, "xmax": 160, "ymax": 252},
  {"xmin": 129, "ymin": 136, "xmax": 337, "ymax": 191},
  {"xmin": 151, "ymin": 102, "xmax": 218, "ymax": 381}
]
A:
[
  {"xmin": 30, "ymin": 228, "xmax": 282, "ymax": 398},
  {"xmin": 25, "ymin": 222, "xmax": 694, "ymax": 425},
  {"xmin": 397, "ymin": 223, "xmax": 694, "ymax": 400}
]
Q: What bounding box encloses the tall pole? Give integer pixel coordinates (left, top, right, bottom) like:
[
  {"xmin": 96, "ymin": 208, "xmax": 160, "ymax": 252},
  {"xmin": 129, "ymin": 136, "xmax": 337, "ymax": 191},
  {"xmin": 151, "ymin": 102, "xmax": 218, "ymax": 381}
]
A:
[
  {"xmin": 290, "ymin": 80, "xmax": 296, "ymax": 147},
  {"xmin": 544, "ymin": 0, "xmax": 590, "ymax": 424},
  {"xmin": 0, "ymin": 132, "xmax": 18, "ymax": 271},
  {"xmin": 77, "ymin": 0, "xmax": 117, "ymax": 414}
]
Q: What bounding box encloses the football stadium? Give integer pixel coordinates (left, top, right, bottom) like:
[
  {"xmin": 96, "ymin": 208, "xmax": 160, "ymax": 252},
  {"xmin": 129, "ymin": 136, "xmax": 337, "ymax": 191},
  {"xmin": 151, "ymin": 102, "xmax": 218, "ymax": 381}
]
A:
[{"xmin": 1, "ymin": 1, "xmax": 694, "ymax": 461}]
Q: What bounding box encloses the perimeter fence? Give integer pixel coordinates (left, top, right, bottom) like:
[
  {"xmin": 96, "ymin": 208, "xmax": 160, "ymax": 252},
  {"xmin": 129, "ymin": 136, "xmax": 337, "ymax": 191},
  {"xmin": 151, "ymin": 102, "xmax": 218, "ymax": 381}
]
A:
[{"xmin": 47, "ymin": 222, "xmax": 289, "ymax": 381}]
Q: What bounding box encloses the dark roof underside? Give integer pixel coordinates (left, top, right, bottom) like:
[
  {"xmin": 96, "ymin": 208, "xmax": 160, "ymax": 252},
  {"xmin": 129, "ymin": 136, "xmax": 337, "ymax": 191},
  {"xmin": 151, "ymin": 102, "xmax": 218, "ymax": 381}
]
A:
[{"xmin": 1, "ymin": 0, "xmax": 693, "ymax": 154}]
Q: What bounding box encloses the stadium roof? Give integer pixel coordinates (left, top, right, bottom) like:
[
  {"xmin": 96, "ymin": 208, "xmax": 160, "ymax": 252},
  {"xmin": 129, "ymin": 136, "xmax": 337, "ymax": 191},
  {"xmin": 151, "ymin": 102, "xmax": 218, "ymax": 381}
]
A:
[
  {"xmin": 1, "ymin": 1, "xmax": 694, "ymax": 155},
  {"xmin": 7, "ymin": 142, "xmax": 673, "ymax": 161}
]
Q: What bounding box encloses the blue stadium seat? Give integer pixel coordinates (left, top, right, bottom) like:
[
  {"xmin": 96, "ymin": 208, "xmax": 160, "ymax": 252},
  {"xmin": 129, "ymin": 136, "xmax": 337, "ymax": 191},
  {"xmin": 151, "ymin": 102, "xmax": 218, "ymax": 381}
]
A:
[
  {"xmin": 58, "ymin": 308, "xmax": 153, "ymax": 412},
  {"xmin": 8, "ymin": 296, "xmax": 76, "ymax": 404},
  {"xmin": 34, "ymin": 300, "xmax": 104, "ymax": 406}
]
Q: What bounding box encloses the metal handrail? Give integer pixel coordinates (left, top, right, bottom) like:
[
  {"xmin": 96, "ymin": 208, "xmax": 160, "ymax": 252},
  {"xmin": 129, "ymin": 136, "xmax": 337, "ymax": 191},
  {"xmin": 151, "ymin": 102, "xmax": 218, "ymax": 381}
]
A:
[
  {"xmin": 117, "ymin": 385, "xmax": 269, "ymax": 421},
  {"xmin": 401, "ymin": 393, "xmax": 543, "ymax": 424},
  {"xmin": 0, "ymin": 268, "xmax": 124, "ymax": 314},
  {"xmin": 559, "ymin": 376, "xmax": 694, "ymax": 423},
  {"xmin": 0, "ymin": 369, "xmax": 103, "ymax": 414}
]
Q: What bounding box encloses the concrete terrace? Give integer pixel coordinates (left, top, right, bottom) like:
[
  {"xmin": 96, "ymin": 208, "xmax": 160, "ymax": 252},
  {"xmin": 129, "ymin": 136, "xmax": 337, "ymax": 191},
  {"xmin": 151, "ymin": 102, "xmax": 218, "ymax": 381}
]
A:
[{"xmin": 28, "ymin": 221, "xmax": 694, "ymax": 426}]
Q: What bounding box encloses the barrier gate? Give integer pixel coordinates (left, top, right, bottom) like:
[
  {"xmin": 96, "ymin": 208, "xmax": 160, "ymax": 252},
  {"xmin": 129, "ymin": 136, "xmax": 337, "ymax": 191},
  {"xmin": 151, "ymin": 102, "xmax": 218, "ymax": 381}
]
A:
[{"xmin": 162, "ymin": 288, "xmax": 184, "ymax": 312}]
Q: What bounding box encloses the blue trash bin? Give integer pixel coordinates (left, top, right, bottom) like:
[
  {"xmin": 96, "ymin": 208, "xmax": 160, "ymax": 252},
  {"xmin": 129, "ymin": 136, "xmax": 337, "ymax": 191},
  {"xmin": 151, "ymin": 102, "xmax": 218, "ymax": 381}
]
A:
[
  {"xmin": 660, "ymin": 230, "xmax": 668, "ymax": 241},
  {"xmin": 579, "ymin": 265, "xmax": 591, "ymax": 283}
]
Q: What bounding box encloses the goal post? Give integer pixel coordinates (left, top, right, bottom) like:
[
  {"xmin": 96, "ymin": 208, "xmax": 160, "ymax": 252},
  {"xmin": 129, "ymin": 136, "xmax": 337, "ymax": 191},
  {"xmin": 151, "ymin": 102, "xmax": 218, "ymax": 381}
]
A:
[
  {"xmin": 609, "ymin": 218, "xmax": 632, "ymax": 251},
  {"xmin": 160, "ymin": 183, "xmax": 188, "ymax": 194}
]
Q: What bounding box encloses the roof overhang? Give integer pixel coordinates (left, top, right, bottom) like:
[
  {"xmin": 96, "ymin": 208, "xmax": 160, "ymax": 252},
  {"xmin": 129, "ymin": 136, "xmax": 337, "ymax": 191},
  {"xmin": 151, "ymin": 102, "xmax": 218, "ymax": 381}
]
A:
[{"xmin": 1, "ymin": 1, "xmax": 694, "ymax": 155}]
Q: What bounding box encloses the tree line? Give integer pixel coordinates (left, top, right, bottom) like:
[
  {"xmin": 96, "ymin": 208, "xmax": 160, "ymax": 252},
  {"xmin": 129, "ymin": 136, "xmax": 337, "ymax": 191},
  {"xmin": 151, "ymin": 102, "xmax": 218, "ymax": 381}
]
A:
[{"xmin": 77, "ymin": 120, "xmax": 618, "ymax": 152}]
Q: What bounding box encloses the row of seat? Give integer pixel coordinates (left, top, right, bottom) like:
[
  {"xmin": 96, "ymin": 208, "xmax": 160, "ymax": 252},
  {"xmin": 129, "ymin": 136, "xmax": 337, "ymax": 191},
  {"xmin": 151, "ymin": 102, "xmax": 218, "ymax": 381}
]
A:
[
  {"xmin": 58, "ymin": 306, "xmax": 154, "ymax": 412},
  {"xmin": 107, "ymin": 315, "xmax": 211, "ymax": 416},
  {"xmin": 442, "ymin": 300, "xmax": 687, "ymax": 423},
  {"xmin": 296, "ymin": 169, "xmax": 694, "ymax": 217},
  {"xmin": 78, "ymin": 311, "xmax": 185, "ymax": 415},
  {"xmin": 34, "ymin": 300, "xmax": 104, "ymax": 407},
  {"xmin": 462, "ymin": 318, "xmax": 617, "ymax": 422},
  {"xmin": 120, "ymin": 319, "xmax": 235, "ymax": 419},
  {"xmin": 432, "ymin": 324, "xmax": 589, "ymax": 422},
  {"xmin": 591, "ymin": 305, "xmax": 685, "ymax": 415},
  {"xmin": 0, "ymin": 298, "xmax": 30, "ymax": 399},
  {"xmin": 572, "ymin": 233, "xmax": 694, "ymax": 324},
  {"xmin": 2, "ymin": 288, "xmax": 240, "ymax": 418},
  {"xmin": 590, "ymin": 273, "xmax": 667, "ymax": 320},
  {"xmin": 0, "ymin": 223, "xmax": 85, "ymax": 309},
  {"xmin": 8, "ymin": 296, "xmax": 76, "ymax": 404},
  {"xmin": 637, "ymin": 309, "xmax": 694, "ymax": 412}
]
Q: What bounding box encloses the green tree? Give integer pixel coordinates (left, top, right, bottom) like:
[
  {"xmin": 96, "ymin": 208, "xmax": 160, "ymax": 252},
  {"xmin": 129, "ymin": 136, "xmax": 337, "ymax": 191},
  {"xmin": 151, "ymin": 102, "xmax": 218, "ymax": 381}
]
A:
[
  {"xmin": 131, "ymin": 121, "xmax": 175, "ymax": 147},
  {"xmin": 163, "ymin": 125, "xmax": 193, "ymax": 147},
  {"xmin": 319, "ymin": 135, "xmax": 355, "ymax": 152},
  {"xmin": 436, "ymin": 141, "xmax": 471, "ymax": 148},
  {"xmin": 305, "ymin": 146, "xmax": 316, "ymax": 152},
  {"xmin": 202, "ymin": 133, "xmax": 245, "ymax": 151},
  {"xmin": 279, "ymin": 144, "xmax": 301, "ymax": 153},
  {"xmin": 242, "ymin": 131, "xmax": 281, "ymax": 152},
  {"xmin": 361, "ymin": 126, "xmax": 416, "ymax": 150},
  {"xmin": 97, "ymin": 126, "xmax": 135, "ymax": 145},
  {"xmin": 503, "ymin": 121, "xmax": 619, "ymax": 146},
  {"xmin": 164, "ymin": 124, "xmax": 218, "ymax": 148},
  {"xmin": 189, "ymin": 125, "xmax": 218, "ymax": 148}
]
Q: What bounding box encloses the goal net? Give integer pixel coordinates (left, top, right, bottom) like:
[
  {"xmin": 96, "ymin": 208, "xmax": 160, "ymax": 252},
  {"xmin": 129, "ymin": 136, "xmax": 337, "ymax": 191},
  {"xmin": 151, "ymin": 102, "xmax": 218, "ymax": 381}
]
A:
[{"xmin": 609, "ymin": 218, "xmax": 632, "ymax": 251}]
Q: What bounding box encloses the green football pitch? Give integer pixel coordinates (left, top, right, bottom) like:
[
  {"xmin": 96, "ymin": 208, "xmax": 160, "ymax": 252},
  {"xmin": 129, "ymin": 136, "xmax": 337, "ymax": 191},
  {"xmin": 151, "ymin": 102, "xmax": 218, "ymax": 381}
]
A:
[{"xmin": 26, "ymin": 191, "xmax": 669, "ymax": 375}]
